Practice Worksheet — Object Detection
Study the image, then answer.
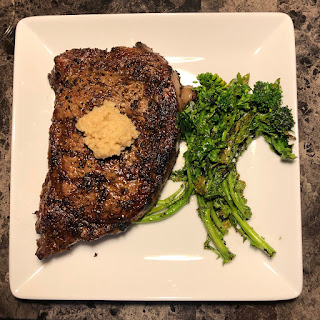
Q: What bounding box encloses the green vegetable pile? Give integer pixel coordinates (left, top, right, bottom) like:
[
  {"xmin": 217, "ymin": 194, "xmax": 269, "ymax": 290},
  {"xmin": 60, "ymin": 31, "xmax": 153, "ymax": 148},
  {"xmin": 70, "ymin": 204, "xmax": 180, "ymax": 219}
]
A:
[{"xmin": 136, "ymin": 72, "xmax": 296, "ymax": 264}]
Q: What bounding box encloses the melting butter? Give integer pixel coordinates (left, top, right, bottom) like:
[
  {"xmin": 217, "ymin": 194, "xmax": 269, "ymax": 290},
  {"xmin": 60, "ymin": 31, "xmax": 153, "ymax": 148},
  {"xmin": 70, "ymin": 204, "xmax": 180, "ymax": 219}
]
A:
[{"xmin": 76, "ymin": 100, "xmax": 139, "ymax": 159}]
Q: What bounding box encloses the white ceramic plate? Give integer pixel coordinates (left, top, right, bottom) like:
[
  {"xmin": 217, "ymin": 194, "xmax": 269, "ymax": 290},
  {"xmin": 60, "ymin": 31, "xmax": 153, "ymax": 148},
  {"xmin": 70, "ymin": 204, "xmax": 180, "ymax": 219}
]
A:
[{"xmin": 10, "ymin": 13, "xmax": 302, "ymax": 300}]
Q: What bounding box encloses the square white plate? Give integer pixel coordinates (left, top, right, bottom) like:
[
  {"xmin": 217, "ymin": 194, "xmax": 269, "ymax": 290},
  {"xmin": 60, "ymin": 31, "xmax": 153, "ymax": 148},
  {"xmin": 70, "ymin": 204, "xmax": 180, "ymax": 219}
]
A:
[{"xmin": 10, "ymin": 12, "xmax": 302, "ymax": 300}]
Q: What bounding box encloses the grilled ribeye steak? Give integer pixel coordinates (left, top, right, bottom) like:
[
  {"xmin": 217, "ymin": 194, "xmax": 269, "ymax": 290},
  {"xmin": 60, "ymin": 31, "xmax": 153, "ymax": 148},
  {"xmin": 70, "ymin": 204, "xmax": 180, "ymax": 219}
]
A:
[{"xmin": 35, "ymin": 42, "xmax": 189, "ymax": 259}]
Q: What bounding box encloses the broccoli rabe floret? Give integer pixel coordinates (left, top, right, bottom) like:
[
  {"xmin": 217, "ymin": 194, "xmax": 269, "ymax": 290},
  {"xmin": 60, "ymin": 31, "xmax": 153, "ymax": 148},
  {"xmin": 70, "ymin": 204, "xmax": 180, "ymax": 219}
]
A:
[
  {"xmin": 269, "ymin": 105, "xmax": 295, "ymax": 133},
  {"xmin": 249, "ymin": 79, "xmax": 295, "ymax": 159},
  {"xmin": 253, "ymin": 103, "xmax": 295, "ymax": 134},
  {"xmin": 251, "ymin": 79, "xmax": 282, "ymax": 113}
]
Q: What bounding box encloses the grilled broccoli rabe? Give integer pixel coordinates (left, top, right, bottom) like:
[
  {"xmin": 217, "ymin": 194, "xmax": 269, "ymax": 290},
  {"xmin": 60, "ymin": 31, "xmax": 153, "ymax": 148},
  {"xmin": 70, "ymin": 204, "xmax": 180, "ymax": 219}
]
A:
[{"xmin": 136, "ymin": 72, "xmax": 296, "ymax": 264}]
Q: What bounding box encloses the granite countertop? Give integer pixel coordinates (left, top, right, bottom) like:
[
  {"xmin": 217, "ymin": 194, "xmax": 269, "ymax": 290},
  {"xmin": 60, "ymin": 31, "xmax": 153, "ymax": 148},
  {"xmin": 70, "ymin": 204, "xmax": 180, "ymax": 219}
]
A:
[{"xmin": 0, "ymin": 0, "xmax": 319, "ymax": 319}]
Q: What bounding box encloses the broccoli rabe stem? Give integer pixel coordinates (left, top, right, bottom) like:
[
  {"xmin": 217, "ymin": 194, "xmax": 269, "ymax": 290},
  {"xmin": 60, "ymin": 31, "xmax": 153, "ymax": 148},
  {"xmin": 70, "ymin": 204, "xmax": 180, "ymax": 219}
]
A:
[
  {"xmin": 222, "ymin": 178, "xmax": 276, "ymax": 257},
  {"xmin": 227, "ymin": 172, "xmax": 252, "ymax": 220},
  {"xmin": 197, "ymin": 195, "xmax": 235, "ymax": 264},
  {"xmin": 144, "ymin": 184, "xmax": 185, "ymax": 216},
  {"xmin": 135, "ymin": 182, "xmax": 193, "ymax": 224},
  {"xmin": 208, "ymin": 201, "xmax": 229, "ymax": 236}
]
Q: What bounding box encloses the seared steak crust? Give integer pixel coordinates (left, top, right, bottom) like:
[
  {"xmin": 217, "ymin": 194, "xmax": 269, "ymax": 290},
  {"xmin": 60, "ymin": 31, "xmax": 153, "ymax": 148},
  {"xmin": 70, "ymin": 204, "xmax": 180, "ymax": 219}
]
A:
[{"xmin": 35, "ymin": 43, "xmax": 181, "ymax": 259}]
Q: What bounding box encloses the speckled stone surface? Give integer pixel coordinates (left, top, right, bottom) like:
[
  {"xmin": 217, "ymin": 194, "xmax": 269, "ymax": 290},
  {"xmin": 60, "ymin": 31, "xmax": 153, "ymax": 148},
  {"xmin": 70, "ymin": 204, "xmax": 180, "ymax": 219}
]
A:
[{"xmin": 0, "ymin": 0, "xmax": 319, "ymax": 319}]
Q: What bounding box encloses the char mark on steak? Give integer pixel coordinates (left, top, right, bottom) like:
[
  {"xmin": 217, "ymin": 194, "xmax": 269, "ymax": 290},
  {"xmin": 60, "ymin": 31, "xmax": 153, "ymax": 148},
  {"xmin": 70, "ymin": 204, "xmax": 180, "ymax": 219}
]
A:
[{"xmin": 35, "ymin": 42, "xmax": 191, "ymax": 259}]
